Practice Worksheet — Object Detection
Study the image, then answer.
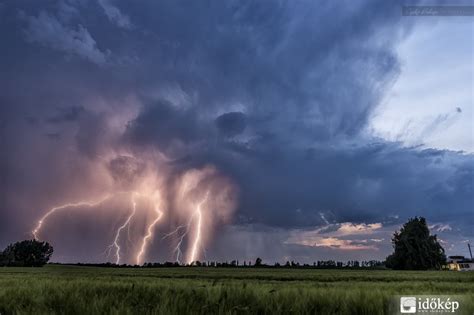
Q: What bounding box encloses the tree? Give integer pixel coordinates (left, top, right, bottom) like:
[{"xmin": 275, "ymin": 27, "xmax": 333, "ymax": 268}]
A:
[
  {"xmin": 0, "ymin": 240, "xmax": 53, "ymax": 267},
  {"xmin": 0, "ymin": 250, "xmax": 7, "ymax": 266},
  {"xmin": 254, "ymin": 257, "xmax": 262, "ymax": 266},
  {"xmin": 386, "ymin": 217, "xmax": 446, "ymax": 270}
]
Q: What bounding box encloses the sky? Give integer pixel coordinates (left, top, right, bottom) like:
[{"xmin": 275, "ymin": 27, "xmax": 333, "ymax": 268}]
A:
[{"xmin": 0, "ymin": 0, "xmax": 473, "ymax": 264}]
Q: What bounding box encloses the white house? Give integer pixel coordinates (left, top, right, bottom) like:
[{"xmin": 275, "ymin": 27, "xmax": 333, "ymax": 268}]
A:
[{"xmin": 447, "ymin": 256, "xmax": 474, "ymax": 271}]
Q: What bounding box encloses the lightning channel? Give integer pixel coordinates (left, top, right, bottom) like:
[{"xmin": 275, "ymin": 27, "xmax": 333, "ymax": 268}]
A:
[
  {"xmin": 32, "ymin": 195, "xmax": 111, "ymax": 240},
  {"xmin": 162, "ymin": 224, "xmax": 190, "ymax": 264},
  {"xmin": 105, "ymin": 193, "xmax": 137, "ymax": 264},
  {"xmin": 135, "ymin": 191, "xmax": 164, "ymax": 265},
  {"xmin": 187, "ymin": 191, "xmax": 209, "ymax": 264}
]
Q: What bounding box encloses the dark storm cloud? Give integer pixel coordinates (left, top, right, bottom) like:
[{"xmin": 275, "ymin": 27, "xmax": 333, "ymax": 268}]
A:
[
  {"xmin": 124, "ymin": 100, "xmax": 203, "ymax": 153},
  {"xmin": 0, "ymin": 0, "xmax": 472, "ymax": 260},
  {"xmin": 107, "ymin": 155, "xmax": 145, "ymax": 189},
  {"xmin": 215, "ymin": 143, "xmax": 473, "ymax": 228},
  {"xmin": 47, "ymin": 105, "xmax": 85, "ymax": 123},
  {"xmin": 23, "ymin": 10, "xmax": 108, "ymax": 65},
  {"xmin": 215, "ymin": 112, "xmax": 247, "ymax": 138}
]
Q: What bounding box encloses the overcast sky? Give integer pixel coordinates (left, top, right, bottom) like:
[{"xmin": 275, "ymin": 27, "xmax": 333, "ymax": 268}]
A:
[{"xmin": 0, "ymin": 0, "xmax": 472, "ymax": 264}]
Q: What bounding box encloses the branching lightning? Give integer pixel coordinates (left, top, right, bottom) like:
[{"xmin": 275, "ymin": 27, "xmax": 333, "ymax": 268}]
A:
[
  {"xmin": 32, "ymin": 195, "xmax": 111, "ymax": 240},
  {"xmin": 31, "ymin": 162, "xmax": 236, "ymax": 265},
  {"xmin": 135, "ymin": 192, "xmax": 164, "ymax": 265},
  {"xmin": 162, "ymin": 224, "xmax": 189, "ymax": 264},
  {"xmin": 105, "ymin": 193, "xmax": 138, "ymax": 264},
  {"xmin": 163, "ymin": 191, "xmax": 210, "ymax": 264},
  {"xmin": 34, "ymin": 191, "xmax": 166, "ymax": 265},
  {"xmin": 188, "ymin": 191, "xmax": 209, "ymax": 264}
]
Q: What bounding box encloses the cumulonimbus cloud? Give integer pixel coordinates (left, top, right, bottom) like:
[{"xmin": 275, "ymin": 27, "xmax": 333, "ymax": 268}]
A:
[{"xmin": 0, "ymin": 0, "xmax": 472, "ymax": 262}]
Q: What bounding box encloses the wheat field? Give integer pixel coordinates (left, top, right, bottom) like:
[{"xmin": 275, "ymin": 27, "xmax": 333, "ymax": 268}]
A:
[{"xmin": 0, "ymin": 265, "xmax": 473, "ymax": 314}]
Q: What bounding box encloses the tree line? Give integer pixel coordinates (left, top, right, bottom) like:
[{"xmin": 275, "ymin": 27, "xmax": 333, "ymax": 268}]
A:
[{"xmin": 70, "ymin": 259, "xmax": 385, "ymax": 269}]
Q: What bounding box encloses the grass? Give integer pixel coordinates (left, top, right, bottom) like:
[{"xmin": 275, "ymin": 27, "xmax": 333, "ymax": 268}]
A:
[{"xmin": 0, "ymin": 265, "xmax": 473, "ymax": 314}]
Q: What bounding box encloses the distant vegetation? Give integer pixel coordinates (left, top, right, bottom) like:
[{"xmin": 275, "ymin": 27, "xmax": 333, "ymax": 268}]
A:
[
  {"xmin": 72, "ymin": 259, "xmax": 386, "ymax": 269},
  {"xmin": 0, "ymin": 240, "xmax": 53, "ymax": 267},
  {"xmin": 386, "ymin": 217, "xmax": 446, "ymax": 270}
]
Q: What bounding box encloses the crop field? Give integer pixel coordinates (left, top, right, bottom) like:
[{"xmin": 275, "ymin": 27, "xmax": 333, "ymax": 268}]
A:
[{"xmin": 0, "ymin": 265, "xmax": 473, "ymax": 314}]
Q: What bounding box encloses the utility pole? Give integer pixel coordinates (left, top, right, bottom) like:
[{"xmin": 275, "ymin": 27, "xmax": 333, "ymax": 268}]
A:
[{"xmin": 468, "ymin": 243, "xmax": 473, "ymax": 260}]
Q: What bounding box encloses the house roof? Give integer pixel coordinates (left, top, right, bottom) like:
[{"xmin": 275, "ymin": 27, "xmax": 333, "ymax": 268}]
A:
[{"xmin": 449, "ymin": 260, "xmax": 474, "ymax": 264}]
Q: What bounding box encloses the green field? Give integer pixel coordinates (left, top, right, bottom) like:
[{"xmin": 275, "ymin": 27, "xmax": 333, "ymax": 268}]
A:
[{"xmin": 0, "ymin": 265, "xmax": 473, "ymax": 314}]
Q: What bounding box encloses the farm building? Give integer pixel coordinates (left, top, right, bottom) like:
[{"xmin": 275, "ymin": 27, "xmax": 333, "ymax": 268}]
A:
[{"xmin": 447, "ymin": 256, "xmax": 474, "ymax": 271}]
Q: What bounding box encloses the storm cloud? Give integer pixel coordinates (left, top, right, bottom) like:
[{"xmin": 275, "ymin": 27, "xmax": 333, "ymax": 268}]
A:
[{"xmin": 0, "ymin": 0, "xmax": 472, "ymax": 262}]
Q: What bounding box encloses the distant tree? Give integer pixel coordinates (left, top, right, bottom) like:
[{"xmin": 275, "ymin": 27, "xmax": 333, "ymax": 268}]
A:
[
  {"xmin": 0, "ymin": 240, "xmax": 53, "ymax": 267},
  {"xmin": 254, "ymin": 257, "xmax": 262, "ymax": 266},
  {"xmin": 386, "ymin": 217, "xmax": 446, "ymax": 270}
]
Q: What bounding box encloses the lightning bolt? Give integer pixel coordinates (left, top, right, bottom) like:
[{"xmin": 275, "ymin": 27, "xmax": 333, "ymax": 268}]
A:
[
  {"xmin": 32, "ymin": 195, "xmax": 111, "ymax": 240},
  {"xmin": 162, "ymin": 225, "xmax": 188, "ymax": 240},
  {"xmin": 162, "ymin": 224, "xmax": 189, "ymax": 264},
  {"xmin": 30, "ymin": 165, "xmax": 232, "ymax": 265},
  {"xmin": 187, "ymin": 191, "xmax": 209, "ymax": 265},
  {"xmin": 105, "ymin": 193, "xmax": 137, "ymax": 264},
  {"xmin": 173, "ymin": 230, "xmax": 188, "ymax": 264},
  {"xmin": 136, "ymin": 192, "xmax": 164, "ymax": 265}
]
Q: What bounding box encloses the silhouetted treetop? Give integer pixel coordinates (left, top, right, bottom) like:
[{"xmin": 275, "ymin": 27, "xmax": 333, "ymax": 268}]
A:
[
  {"xmin": 385, "ymin": 217, "xmax": 446, "ymax": 270},
  {"xmin": 0, "ymin": 239, "xmax": 53, "ymax": 267}
]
